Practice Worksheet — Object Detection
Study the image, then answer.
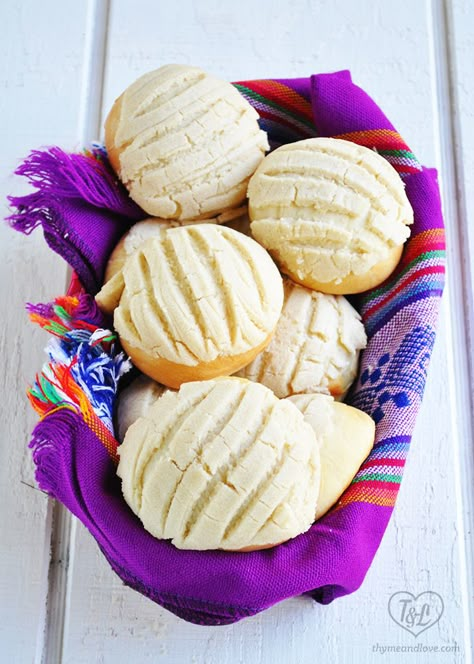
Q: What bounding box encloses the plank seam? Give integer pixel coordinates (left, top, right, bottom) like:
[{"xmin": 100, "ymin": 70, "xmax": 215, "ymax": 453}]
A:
[
  {"xmin": 428, "ymin": 0, "xmax": 474, "ymax": 656},
  {"xmin": 39, "ymin": 1, "xmax": 110, "ymax": 663}
]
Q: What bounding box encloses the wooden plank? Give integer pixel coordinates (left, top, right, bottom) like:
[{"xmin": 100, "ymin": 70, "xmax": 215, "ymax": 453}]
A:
[
  {"xmin": 39, "ymin": 3, "xmax": 111, "ymax": 662},
  {"xmin": 431, "ymin": 0, "xmax": 474, "ymax": 656},
  {"xmin": 61, "ymin": 0, "xmax": 470, "ymax": 661},
  {"xmin": 445, "ymin": 0, "xmax": 474, "ymax": 291},
  {"xmin": 0, "ymin": 1, "xmax": 87, "ymax": 662}
]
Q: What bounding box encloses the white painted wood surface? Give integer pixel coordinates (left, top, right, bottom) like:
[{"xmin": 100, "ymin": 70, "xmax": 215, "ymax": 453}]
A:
[
  {"xmin": 1, "ymin": 1, "xmax": 472, "ymax": 662},
  {"xmin": 0, "ymin": 3, "xmax": 87, "ymax": 663}
]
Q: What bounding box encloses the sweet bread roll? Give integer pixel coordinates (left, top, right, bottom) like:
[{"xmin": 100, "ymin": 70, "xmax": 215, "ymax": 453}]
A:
[
  {"xmin": 238, "ymin": 277, "xmax": 366, "ymax": 399},
  {"xmin": 105, "ymin": 208, "xmax": 248, "ymax": 283},
  {"xmin": 288, "ymin": 393, "xmax": 375, "ymax": 519},
  {"xmin": 95, "ymin": 269, "xmax": 125, "ymax": 315},
  {"xmin": 98, "ymin": 224, "xmax": 283, "ymax": 388},
  {"xmin": 249, "ymin": 137, "xmax": 413, "ymax": 294},
  {"xmin": 117, "ymin": 377, "xmax": 321, "ymax": 551},
  {"xmin": 116, "ymin": 374, "xmax": 167, "ymax": 441},
  {"xmin": 106, "ymin": 218, "xmax": 181, "ymax": 284},
  {"xmin": 105, "ymin": 64, "xmax": 269, "ymax": 219}
]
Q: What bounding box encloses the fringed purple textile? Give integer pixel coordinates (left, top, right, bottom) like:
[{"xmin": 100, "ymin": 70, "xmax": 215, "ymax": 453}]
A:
[{"xmin": 6, "ymin": 146, "xmax": 144, "ymax": 293}]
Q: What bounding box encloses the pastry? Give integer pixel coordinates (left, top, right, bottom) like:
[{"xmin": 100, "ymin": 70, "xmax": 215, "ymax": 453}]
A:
[
  {"xmin": 116, "ymin": 374, "xmax": 167, "ymax": 441},
  {"xmin": 97, "ymin": 224, "xmax": 284, "ymax": 388},
  {"xmin": 104, "ymin": 208, "xmax": 248, "ymax": 283},
  {"xmin": 105, "ymin": 64, "xmax": 269, "ymax": 219},
  {"xmin": 238, "ymin": 277, "xmax": 367, "ymax": 399},
  {"xmin": 117, "ymin": 377, "xmax": 321, "ymax": 551},
  {"xmin": 288, "ymin": 393, "xmax": 375, "ymax": 518},
  {"xmin": 105, "ymin": 218, "xmax": 183, "ymax": 285},
  {"xmin": 248, "ymin": 137, "xmax": 413, "ymax": 294}
]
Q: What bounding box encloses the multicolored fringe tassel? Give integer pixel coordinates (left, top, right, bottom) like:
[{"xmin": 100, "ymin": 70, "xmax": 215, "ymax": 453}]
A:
[{"xmin": 27, "ymin": 295, "xmax": 130, "ymax": 462}]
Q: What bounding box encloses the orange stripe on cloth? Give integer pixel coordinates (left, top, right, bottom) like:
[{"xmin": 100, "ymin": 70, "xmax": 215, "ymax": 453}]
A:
[
  {"xmin": 333, "ymin": 128, "xmax": 410, "ymax": 150},
  {"xmin": 247, "ymin": 79, "xmax": 314, "ymax": 122},
  {"xmin": 84, "ymin": 409, "xmax": 119, "ymax": 465},
  {"xmin": 334, "ymin": 482, "xmax": 399, "ymax": 510},
  {"xmin": 29, "ymin": 360, "xmax": 119, "ymax": 465},
  {"xmin": 398, "ymin": 228, "xmax": 446, "ymax": 267},
  {"xmin": 60, "ymin": 360, "xmax": 119, "ymax": 462}
]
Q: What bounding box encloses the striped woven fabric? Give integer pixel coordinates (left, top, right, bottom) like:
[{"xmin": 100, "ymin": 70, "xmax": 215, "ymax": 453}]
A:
[
  {"xmin": 234, "ymin": 79, "xmax": 315, "ymax": 146},
  {"xmin": 235, "ymin": 79, "xmax": 421, "ymax": 174},
  {"xmin": 360, "ymin": 228, "xmax": 446, "ymax": 336},
  {"xmin": 335, "ymin": 129, "xmax": 421, "ymax": 177}
]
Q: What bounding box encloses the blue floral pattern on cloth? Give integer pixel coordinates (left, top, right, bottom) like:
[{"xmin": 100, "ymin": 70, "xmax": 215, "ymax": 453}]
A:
[{"xmin": 351, "ymin": 326, "xmax": 436, "ymax": 423}]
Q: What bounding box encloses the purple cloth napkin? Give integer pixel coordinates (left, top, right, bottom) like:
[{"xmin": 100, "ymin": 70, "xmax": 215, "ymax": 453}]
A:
[
  {"xmin": 7, "ymin": 146, "xmax": 143, "ymax": 293},
  {"xmin": 8, "ymin": 71, "xmax": 446, "ymax": 625}
]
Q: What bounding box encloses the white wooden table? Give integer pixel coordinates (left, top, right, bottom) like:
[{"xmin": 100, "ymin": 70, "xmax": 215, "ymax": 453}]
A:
[{"xmin": 1, "ymin": 1, "xmax": 473, "ymax": 662}]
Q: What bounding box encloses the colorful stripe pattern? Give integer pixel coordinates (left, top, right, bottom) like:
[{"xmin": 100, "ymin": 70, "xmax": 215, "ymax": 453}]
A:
[
  {"xmin": 234, "ymin": 80, "xmax": 316, "ymax": 146},
  {"xmin": 338, "ymin": 436, "xmax": 411, "ymax": 507},
  {"xmin": 27, "ymin": 296, "xmax": 130, "ymax": 464},
  {"xmin": 334, "ymin": 129, "xmax": 422, "ymax": 178},
  {"xmin": 360, "ymin": 229, "xmax": 446, "ymax": 336}
]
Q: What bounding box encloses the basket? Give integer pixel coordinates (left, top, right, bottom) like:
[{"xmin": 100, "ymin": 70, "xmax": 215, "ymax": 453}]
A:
[{"xmin": 7, "ymin": 70, "xmax": 446, "ymax": 626}]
